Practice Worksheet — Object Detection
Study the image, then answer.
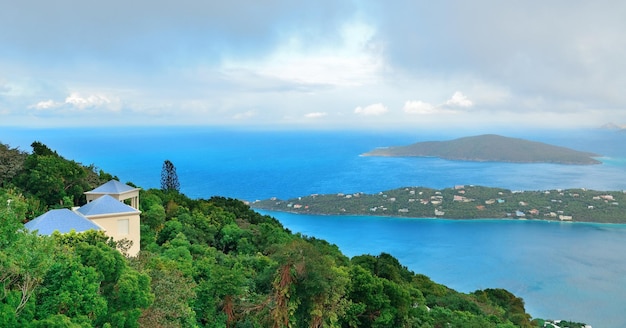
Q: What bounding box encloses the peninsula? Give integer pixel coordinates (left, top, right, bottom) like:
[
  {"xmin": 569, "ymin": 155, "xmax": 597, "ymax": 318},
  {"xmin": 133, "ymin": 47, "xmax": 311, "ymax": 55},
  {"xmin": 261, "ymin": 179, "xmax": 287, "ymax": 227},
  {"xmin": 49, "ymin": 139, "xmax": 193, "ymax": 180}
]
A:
[
  {"xmin": 252, "ymin": 185, "xmax": 626, "ymax": 223},
  {"xmin": 362, "ymin": 134, "xmax": 601, "ymax": 165}
]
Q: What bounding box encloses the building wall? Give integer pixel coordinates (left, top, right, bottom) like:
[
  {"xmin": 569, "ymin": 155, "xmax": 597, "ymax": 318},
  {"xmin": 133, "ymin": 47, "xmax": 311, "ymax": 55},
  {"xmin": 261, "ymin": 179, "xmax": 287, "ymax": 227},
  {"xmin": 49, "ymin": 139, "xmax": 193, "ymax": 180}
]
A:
[{"xmin": 89, "ymin": 213, "xmax": 141, "ymax": 256}]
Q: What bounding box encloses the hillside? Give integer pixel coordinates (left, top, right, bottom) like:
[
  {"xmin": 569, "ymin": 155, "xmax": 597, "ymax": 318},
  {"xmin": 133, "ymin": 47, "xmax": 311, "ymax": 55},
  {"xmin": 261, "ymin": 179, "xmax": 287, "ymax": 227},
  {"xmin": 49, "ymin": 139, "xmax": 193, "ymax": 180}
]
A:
[
  {"xmin": 0, "ymin": 141, "xmax": 584, "ymax": 327},
  {"xmin": 362, "ymin": 134, "xmax": 601, "ymax": 165}
]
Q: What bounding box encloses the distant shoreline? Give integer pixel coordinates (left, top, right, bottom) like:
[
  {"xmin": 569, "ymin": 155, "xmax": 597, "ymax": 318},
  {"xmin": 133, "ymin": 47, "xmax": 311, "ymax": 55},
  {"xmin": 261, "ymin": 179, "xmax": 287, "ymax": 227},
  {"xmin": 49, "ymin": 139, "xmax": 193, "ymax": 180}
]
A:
[
  {"xmin": 251, "ymin": 185, "xmax": 626, "ymax": 224},
  {"xmin": 255, "ymin": 208, "xmax": 626, "ymax": 226}
]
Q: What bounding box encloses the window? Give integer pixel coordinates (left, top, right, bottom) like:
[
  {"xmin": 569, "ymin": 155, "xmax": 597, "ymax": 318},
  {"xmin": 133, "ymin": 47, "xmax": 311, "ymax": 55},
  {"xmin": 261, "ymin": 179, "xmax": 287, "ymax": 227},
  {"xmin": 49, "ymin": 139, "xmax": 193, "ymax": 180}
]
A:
[{"xmin": 117, "ymin": 219, "xmax": 129, "ymax": 235}]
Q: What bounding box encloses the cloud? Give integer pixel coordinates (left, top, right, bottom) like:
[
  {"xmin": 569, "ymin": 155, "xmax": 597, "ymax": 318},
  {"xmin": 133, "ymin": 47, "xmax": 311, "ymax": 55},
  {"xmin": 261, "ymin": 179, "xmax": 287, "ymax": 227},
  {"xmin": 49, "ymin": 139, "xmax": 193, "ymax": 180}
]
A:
[
  {"xmin": 31, "ymin": 99, "xmax": 62, "ymax": 110},
  {"xmin": 28, "ymin": 92, "xmax": 122, "ymax": 114},
  {"xmin": 305, "ymin": 112, "xmax": 327, "ymax": 119},
  {"xmin": 2, "ymin": 2, "xmax": 626, "ymax": 128},
  {"xmin": 0, "ymin": 1, "xmax": 358, "ymax": 69},
  {"xmin": 404, "ymin": 91, "xmax": 472, "ymax": 115},
  {"xmin": 65, "ymin": 93, "xmax": 114, "ymax": 110},
  {"xmin": 222, "ymin": 21, "xmax": 384, "ymax": 88},
  {"xmin": 233, "ymin": 110, "xmax": 256, "ymax": 120},
  {"xmin": 403, "ymin": 100, "xmax": 436, "ymax": 114},
  {"xmin": 354, "ymin": 103, "xmax": 388, "ymax": 116},
  {"xmin": 445, "ymin": 91, "xmax": 473, "ymax": 108}
]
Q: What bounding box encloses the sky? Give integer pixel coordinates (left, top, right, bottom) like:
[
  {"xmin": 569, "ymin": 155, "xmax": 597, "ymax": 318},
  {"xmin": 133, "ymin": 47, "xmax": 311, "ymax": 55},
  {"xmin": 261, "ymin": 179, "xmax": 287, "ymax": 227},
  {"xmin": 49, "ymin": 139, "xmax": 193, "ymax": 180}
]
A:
[{"xmin": 1, "ymin": 0, "xmax": 625, "ymax": 130}]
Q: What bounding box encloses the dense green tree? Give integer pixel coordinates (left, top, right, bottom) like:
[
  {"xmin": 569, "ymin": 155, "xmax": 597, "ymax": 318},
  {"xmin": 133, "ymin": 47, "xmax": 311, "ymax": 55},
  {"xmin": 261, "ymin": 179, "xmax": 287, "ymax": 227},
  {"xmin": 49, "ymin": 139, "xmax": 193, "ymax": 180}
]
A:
[
  {"xmin": 30, "ymin": 141, "xmax": 56, "ymax": 157},
  {"xmin": 352, "ymin": 253, "xmax": 413, "ymax": 284},
  {"xmin": 72, "ymin": 242, "xmax": 154, "ymax": 327},
  {"xmin": 104, "ymin": 269, "xmax": 154, "ymax": 328},
  {"xmin": 429, "ymin": 306, "xmax": 495, "ymax": 328},
  {"xmin": 156, "ymin": 220, "xmax": 184, "ymax": 246},
  {"xmin": 473, "ymin": 289, "xmax": 533, "ymax": 328},
  {"xmin": 217, "ymin": 223, "xmax": 248, "ymax": 253},
  {"xmin": 142, "ymin": 202, "xmax": 167, "ymax": 232},
  {"xmin": 14, "ymin": 142, "xmax": 92, "ymax": 207},
  {"xmin": 35, "ymin": 254, "xmax": 107, "ymax": 324},
  {"xmin": 52, "ymin": 230, "xmax": 112, "ymax": 249},
  {"xmin": 133, "ymin": 253, "xmax": 197, "ymax": 328},
  {"xmin": 0, "ymin": 143, "xmax": 26, "ymax": 187},
  {"xmin": 344, "ymin": 265, "xmax": 387, "ymax": 328},
  {"xmin": 1, "ymin": 190, "xmax": 55, "ymax": 326},
  {"xmin": 30, "ymin": 314, "xmax": 86, "ymax": 328},
  {"xmin": 0, "ymin": 189, "xmax": 27, "ymax": 248},
  {"xmin": 195, "ymin": 259, "xmax": 246, "ymax": 327},
  {"xmin": 267, "ymin": 239, "xmax": 350, "ymax": 328}
]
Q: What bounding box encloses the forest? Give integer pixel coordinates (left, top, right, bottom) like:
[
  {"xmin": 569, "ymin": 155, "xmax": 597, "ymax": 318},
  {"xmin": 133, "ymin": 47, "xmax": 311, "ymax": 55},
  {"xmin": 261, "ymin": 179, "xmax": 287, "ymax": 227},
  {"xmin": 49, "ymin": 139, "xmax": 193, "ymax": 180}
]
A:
[{"xmin": 0, "ymin": 141, "xmax": 586, "ymax": 327}]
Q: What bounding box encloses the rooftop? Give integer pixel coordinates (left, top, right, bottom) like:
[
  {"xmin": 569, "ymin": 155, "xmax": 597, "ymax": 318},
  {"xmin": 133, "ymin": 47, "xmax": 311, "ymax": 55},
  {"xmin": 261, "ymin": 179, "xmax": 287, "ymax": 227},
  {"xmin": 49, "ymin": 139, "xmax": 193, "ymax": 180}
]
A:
[
  {"xmin": 24, "ymin": 209, "xmax": 102, "ymax": 235},
  {"xmin": 76, "ymin": 194, "xmax": 140, "ymax": 217},
  {"xmin": 85, "ymin": 180, "xmax": 140, "ymax": 195}
]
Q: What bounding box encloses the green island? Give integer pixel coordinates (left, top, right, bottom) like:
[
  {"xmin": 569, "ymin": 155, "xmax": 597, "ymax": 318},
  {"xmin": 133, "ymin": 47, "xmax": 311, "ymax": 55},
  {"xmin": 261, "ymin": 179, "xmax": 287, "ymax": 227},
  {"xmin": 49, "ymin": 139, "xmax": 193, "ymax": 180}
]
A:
[
  {"xmin": 252, "ymin": 185, "xmax": 626, "ymax": 224},
  {"xmin": 362, "ymin": 134, "xmax": 602, "ymax": 165},
  {"xmin": 1, "ymin": 141, "xmax": 588, "ymax": 327}
]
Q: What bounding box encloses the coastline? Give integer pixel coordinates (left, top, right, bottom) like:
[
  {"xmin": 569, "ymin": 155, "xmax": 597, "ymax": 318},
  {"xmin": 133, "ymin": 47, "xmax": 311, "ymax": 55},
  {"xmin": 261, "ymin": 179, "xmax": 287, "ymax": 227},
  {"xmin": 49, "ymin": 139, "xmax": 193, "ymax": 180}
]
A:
[
  {"xmin": 254, "ymin": 207, "xmax": 626, "ymax": 226},
  {"xmin": 251, "ymin": 185, "xmax": 626, "ymax": 224}
]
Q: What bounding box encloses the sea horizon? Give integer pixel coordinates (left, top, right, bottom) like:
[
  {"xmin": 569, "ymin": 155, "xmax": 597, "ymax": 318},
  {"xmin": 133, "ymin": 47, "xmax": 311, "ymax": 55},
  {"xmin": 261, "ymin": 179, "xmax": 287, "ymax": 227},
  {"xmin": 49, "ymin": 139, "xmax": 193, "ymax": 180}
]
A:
[{"xmin": 3, "ymin": 126, "xmax": 626, "ymax": 200}]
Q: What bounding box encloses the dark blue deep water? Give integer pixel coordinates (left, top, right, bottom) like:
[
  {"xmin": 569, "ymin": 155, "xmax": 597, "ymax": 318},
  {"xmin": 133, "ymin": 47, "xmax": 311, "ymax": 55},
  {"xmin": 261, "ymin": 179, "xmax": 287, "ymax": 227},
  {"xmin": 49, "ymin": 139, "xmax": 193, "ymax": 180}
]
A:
[{"xmin": 4, "ymin": 126, "xmax": 626, "ymax": 326}]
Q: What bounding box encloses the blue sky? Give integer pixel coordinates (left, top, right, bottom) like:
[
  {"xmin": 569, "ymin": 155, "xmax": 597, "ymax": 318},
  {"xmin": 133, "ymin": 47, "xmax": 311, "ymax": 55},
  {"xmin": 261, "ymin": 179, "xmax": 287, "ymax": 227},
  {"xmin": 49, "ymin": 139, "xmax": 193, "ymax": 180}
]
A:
[{"xmin": 1, "ymin": 1, "xmax": 625, "ymax": 129}]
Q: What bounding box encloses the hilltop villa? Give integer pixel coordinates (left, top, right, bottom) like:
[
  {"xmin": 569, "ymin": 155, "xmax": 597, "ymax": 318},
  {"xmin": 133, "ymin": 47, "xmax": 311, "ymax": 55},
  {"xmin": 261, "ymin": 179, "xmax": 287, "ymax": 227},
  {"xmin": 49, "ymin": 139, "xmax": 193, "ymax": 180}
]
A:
[{"xmin": 24, "ymin": 180, "xmax": 142, "ymax": 256}]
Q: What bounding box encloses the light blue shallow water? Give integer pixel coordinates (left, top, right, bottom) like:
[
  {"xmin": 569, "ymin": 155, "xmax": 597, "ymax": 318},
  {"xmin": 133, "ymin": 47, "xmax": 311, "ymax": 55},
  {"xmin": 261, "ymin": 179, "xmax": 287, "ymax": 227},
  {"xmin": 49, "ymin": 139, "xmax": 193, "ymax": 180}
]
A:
[
  {"xmin": 262, "ymin": 211, "xmax": 626, "ymax": 327},
  {"xmin": 3, "ymin": 126, "xmax": 626, "ymax": 326}
]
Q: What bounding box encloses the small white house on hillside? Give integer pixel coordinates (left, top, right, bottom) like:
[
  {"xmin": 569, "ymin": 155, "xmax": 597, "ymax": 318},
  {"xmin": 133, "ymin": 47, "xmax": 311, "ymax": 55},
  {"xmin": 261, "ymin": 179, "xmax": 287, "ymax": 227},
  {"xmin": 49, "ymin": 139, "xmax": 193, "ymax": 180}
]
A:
[{"xmin": 25, "ymin": 180, "xmax": 142, "ymax": 256}]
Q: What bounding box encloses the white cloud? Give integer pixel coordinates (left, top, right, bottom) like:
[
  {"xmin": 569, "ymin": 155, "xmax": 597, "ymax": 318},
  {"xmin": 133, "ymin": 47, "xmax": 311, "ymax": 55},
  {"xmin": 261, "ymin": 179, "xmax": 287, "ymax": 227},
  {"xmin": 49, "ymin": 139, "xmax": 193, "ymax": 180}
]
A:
[
  {"xmin": 445, "ymin": 91, "xmax": 473, "ymax": 108},
  {"xmin": 31, "ymin": 99, "xmax": 62, "ymax": 110},
  {"xmin": 222, "ymin": 21, "xmax": 384, "ymax": 88},
  {"xmin": 404, "ymin": 92, "xmax": 473, "ymax": 116},
  {"xmin": 403, "ymin": 100, "xmax": 436, "ymax": 114},
  {"xmin": 354, "ymin": 103, "xmax": 388, "ymax": 116},
  {"xmin": 305, "ymin": 112, "xmax": 327, "ymax": 118},
  {"xmin": 65, "ymin": 93, "xmax": 114, "ymax": 110},
  {"xmin": 28, "ymin": 92, "xmax": 123, "ymax": 114}
]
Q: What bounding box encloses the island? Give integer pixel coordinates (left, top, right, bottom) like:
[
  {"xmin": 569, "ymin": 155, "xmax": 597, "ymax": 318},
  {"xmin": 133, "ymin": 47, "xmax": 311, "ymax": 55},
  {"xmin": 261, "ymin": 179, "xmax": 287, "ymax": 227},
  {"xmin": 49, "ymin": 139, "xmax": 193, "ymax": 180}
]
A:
[
  {"xmin": 361, "ymin": 134, "xmax": 602, "ymax": 165},
  {"xmin": 252, "ymin": 185, "xmax": 626, "ymax": 223}
]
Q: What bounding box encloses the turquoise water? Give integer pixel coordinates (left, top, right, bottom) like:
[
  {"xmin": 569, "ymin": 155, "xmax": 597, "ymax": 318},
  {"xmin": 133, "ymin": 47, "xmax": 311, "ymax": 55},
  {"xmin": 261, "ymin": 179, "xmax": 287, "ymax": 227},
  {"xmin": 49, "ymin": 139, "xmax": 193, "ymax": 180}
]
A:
[
  {"xmin": 3, "ymin": 126, "xmax": 626, "ymax": 326},
  {"xmin": 263, "ymin": 211, "xmax": 626, "ymax": 327}
]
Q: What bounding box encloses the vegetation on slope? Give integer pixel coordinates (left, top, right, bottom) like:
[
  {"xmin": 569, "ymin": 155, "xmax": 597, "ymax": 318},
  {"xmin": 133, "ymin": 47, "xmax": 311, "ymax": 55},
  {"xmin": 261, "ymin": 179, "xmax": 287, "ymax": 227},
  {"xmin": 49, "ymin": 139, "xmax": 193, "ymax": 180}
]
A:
[
  {"xmin": 362, "ymin": 134, "xmax": 601, "ymax": 165},
  {"xmin": 0, "ymin": 141, "xmax": 581, "ymax": 327}
]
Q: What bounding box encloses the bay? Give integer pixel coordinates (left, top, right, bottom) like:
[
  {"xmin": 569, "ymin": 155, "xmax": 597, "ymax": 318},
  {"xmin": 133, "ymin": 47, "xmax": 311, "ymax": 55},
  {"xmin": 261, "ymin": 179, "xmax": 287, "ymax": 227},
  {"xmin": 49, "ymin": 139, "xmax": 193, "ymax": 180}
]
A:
[
  {"xmin": 262, "ymin": 211, "xmax": 626, "ymax": 327},
  {"xmin": 3, "ymin": 126, "xmax": 626, "ymax": 327}
]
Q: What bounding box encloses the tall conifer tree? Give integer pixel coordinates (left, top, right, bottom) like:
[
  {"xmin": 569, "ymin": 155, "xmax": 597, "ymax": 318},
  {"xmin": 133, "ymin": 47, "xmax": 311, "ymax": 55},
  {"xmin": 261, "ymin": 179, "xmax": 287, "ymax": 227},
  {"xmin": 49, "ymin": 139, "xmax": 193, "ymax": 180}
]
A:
[{"xmin": 160, "ymin": 160, "xmax": 180, "ymax": 192}]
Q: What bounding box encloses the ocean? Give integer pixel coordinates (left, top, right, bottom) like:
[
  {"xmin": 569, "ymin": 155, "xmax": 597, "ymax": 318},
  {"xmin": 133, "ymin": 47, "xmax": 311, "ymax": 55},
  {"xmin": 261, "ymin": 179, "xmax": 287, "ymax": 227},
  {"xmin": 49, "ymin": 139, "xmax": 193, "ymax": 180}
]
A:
[{"xmin": 3, "ymin": 126, "xmax": 626, "ymax": 326}]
